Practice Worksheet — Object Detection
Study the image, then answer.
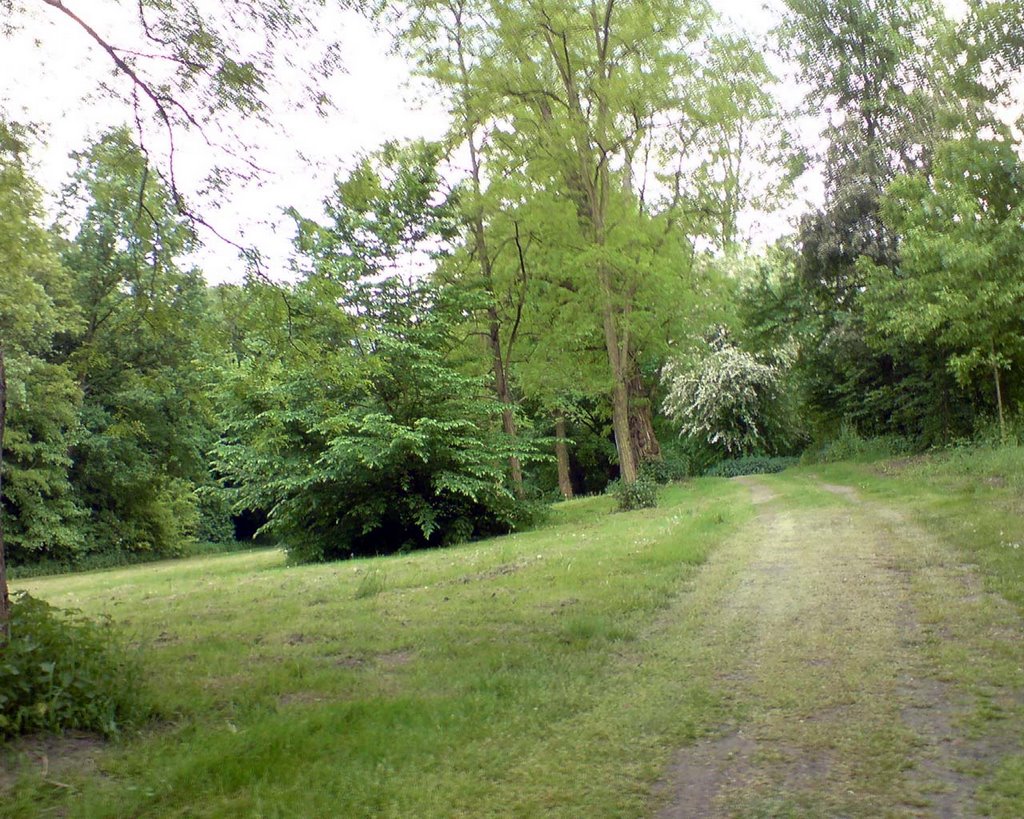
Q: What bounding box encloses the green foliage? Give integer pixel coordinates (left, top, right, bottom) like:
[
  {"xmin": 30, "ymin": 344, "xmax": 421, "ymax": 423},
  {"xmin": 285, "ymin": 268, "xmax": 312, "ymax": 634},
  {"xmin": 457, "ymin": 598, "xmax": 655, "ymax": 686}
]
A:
[
  {"xmin": 0, "ymin": 125, "xmax": 232, "ymax": 572},
  {"xmin": 703, "ymin": 456, "xmax": 799, "ymax": 478},
  {"xmin": 53, "ymin": 128, "xmax": 222, "ymax": 562},
  {"xmin": 194, "ymin": 485, "xmax": 237, "ymax": 546},
  {"xmin": 771, "ymin": 0, "xmax": 999, "ymax": 445},
  {"xmin": 217, "ymin": 144, "xmax": 540, "ymax": 561},
  {"xmin": 0, "ymin": 592, "xmax": 146, "ymax": 738},
  {"xmin": 662, "ymin": 328, "xmax": 799, "ymax": 457},
  {"xmin": 7, "ymin": 542, "xmax": 262, "ymax": 580},
  {"xmin": 638, "ymin": 457, "xmax": 688, "ymax": 485},
  {"xmin": 863, "ymin": 136, "xmax": 1024, "ymax": 424},
  {"xmin": 607, "ymin": 475, "xmax": 658, "ymax": 512},
  {"xmin": 803, "ymin": 422, "xmax": 916, "ymax": 464},
  {"xmin": 219, "ymin": 281, "xmax": 540, "ymax": 562},
  {"xmin": 0, "ymin": 127, "xmax": 85, "ymax": 563}
]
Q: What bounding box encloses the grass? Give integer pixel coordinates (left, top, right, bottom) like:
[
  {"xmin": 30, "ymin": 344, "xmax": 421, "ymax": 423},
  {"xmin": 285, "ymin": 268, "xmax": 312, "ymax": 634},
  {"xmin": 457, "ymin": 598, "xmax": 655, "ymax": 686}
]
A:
[
  {"xmin": 2, "ymin": 479, "xmax": 753, "ymax": 818},
  {"xmin": 808, "ymin": 444, "xmax": 1024, "ymax": 612},
  {"xmin": 796, "ymin": 446, "xmax": 1024, "ymax": 815},
  {"xmin": 4, "ymin": 446, "xmax": 1024, "ymax": 816}
]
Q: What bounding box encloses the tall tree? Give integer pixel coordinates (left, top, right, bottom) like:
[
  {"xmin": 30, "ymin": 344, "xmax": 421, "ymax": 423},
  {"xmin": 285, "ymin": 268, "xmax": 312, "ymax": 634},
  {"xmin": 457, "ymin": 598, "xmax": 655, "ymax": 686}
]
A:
[
  {"xmin": 405, "ymin": 0, "xmax": 545, "ymax": 497},
  {"xmin": 862, "ymin": 135, "xmax": 1024, "ymax": 439},
  {"xmin": 775, "ymin": 0, "xmax": 993, "ymax": 438},
  {"xmin": 402, "ymin": 0, "xmax": 786, "ymax": 485},
  {"xmin": 0, "ymin": 123, "xmax": 84, "ymax": 565},
  {"xmin": 57, "ymin": 128, "xmax": 219, "ymax": 557}
]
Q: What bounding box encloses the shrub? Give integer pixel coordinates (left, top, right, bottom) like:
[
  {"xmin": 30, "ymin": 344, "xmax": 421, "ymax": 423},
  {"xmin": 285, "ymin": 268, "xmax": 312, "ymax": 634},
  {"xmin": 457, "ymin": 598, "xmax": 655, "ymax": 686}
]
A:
[
  {"xmin": 217, "ymin": 282, "xmax": 543, "ymax": 563},
  {"xmin": 0, "ymin": 592, "xmax": 147, "ymax": 739},
  {"xmin": 662, "ymin": 328, "xmax": 800, "ymax": 457},
  {"xmin": 638, "ymin": 456, "xmax": 688, "ymax": 485},
  {"xmin": 802, "ymin": 422, "xmax": 917, "ymax": 464},
  {"xmin": 606, "ymin": 476, "xmax": 658, "ymax": 512},
  {"xmin": 703, "ymin": 456, "xmax": 799, "ymax": 478}
]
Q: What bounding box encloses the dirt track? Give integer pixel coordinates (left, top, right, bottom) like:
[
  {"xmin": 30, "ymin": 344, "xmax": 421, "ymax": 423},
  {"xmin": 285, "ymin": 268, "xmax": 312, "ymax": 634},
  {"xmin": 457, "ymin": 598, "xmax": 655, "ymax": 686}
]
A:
[{"xmin": 655, "ymin": 476, "xmax": 1024, "ymax": 817}]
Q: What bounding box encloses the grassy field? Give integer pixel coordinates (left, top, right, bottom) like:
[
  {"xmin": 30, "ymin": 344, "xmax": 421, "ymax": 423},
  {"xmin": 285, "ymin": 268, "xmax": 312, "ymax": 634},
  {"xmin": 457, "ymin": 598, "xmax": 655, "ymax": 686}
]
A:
[
  {"xmin": 3, "ymin": 480, "xmax": 753, "ymax": 817},
  {"xmin": 4, "ymin": 447, "xmax": 1024, "ymax": 817}
]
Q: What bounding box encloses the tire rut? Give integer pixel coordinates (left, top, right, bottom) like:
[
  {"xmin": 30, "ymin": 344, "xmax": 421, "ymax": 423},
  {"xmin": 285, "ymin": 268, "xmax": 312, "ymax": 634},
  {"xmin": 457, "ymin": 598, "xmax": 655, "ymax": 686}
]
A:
[{"xmin": 654, "ymin": 476, "xmax": 1024, "ymax": 818}]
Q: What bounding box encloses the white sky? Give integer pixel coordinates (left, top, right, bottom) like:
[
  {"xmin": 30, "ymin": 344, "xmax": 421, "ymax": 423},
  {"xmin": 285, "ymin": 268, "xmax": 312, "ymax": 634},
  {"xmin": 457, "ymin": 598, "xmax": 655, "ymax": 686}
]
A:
[
  {"xmin": 0, "ymin": 0, "xmax": 1007, "ymax": 285},
  {"xmin": 2, "ymin": 3, "xmax": 451, "ymax": 282}
]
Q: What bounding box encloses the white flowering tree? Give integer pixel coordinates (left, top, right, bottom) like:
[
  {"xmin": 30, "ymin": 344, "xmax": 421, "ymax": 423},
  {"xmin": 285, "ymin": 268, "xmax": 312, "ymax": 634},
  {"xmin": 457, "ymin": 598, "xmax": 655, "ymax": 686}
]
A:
[{"xmin": 662, "ymin": 329, "xmax": 794, "ymax": 456}]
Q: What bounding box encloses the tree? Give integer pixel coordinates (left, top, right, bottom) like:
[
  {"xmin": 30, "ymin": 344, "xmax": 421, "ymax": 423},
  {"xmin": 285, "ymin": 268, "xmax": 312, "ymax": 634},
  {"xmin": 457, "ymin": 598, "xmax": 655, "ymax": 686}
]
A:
[
  {"xmin": 403, "ymin": 0, "xmax": 773, "ymax": 484},
  {"xmin": 56, "ymin": 128, "xmax": 221, "ymax": 557},
  {"xmin": 12, "ymin": 3, "xmax": 336, "ymax": 197},
  {"xmin": 403, "ymin": 0, "xmax": 535, "ymax": 496},
  {"xmin": 0, "ymin": 123, "xmax": 85, "ymax": 566},
  {"xmin": 1, "ymin": 347, "xmax": 8, "ymax": 642},
  {"xmin": 863, "ymin": 136, "xmax": 1024, "ymax": 439},
  {"xmin": 216, "ymin": 142, "xmax": 539, "ymax": 560},
  {"xmin": 774, "ymin": 0, "xmax": 996, "ymax": 440},
  {"xmin": 662, "ymin": 326, "xmax": 797, "ymax": 457}
]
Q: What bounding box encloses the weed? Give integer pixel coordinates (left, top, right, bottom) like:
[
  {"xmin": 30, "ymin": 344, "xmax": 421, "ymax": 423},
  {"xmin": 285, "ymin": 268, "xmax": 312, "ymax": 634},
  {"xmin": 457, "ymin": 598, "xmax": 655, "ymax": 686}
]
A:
[
  {"xmin": 0, "ymin": 592, "xmax": 147, "ymax": 738},
  {"xmin": 353, "ymin": 569, "xmax": 387, "ymax": 600}
]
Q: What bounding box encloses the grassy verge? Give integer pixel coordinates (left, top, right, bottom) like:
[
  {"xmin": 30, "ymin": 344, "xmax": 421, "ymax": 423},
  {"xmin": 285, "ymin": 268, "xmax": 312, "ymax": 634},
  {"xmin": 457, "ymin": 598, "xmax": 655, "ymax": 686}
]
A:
[{"xmin": 3, "ymin": 480, "xmax": 752, "ymax": 818}]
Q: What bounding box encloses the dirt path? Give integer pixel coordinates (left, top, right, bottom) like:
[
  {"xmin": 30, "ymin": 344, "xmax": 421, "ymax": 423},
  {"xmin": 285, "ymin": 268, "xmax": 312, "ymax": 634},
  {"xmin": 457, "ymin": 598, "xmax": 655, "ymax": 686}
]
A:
[{"xmin": 654, "ymin": 475, "xmax": 1024, "ymax": 817}]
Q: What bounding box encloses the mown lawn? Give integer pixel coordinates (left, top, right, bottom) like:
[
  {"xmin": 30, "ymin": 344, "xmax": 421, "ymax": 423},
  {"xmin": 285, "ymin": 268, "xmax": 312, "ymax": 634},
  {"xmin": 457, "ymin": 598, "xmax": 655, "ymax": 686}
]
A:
[
  {"xmin": 3, "ymin": 480, "xmax": 752, "ymax": 818},
  {"xmin": 5, "ymin": 446, "xmax": 1024, "ymax": 817},
  {"xmin": 810, "ymin": 445, "xmax": 1024, "ymax": 613}
]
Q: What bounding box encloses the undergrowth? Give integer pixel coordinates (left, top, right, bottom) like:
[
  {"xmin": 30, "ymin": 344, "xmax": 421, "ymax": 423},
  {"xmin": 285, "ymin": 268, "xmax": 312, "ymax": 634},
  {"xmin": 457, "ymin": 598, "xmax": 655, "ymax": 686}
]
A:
[
  {"xmin": 0, "ymin": 592, "xmax": 148, "ymax": 739},
  {"xmin": 704, "ymin": 455, "xmax": 799, "ymax": 478},
  {"xmin": 8, "ymin": 542, "xmax": 266, "ymax": 580}
]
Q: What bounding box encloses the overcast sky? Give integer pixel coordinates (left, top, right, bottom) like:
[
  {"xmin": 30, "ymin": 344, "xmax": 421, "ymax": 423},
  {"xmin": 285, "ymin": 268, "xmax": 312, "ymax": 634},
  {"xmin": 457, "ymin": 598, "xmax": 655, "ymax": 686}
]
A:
[{"xmin": 0, "ymin": 0, "xmax": 989, "ymax": 285}]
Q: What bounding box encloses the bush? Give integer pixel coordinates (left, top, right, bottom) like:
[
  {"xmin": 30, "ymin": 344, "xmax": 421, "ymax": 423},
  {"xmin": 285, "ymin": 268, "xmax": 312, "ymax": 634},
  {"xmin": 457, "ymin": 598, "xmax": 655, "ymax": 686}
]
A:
[
  {"xmin": 638, "ymin": 456, "xmax": 689, "ymax": 485},
  {"xmin": 0, "ymin": 592, "xmax": 147, "ymax": 738},
  {"xmin": 703, "ymin": 455, "xmax": 799, "ymax": 478},
  {"xmin": 802, "ymin": 422, "xmax": 917, "ymax": 464},
  {"xmin": 217, "ymin": 281, "xmax": 544, "ymax": 563},
  {"xmin": 606, "ymin": 476, "xmax": 659, "ymax": 511},
  {"xmin": 662, "ymin": 328, "xmax": 800, "ymax": 457}
]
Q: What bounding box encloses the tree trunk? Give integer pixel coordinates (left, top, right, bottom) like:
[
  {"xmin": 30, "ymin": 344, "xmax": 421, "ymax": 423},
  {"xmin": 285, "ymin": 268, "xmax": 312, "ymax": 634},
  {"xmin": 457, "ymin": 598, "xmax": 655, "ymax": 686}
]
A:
[
  {"xmin": 628, "ymin": 372, "xmax": 662, "ymax": 465},
  {"xmin": 455, "ymin": 21, "xmax": 525, "ymax": 500},
  {"xmin": 602, "ymin": 306, "xmax": 638, "ymax": 484},
  {"xmin": 491, "ymin": 315, "xmax": 525, "ymax": 498},
  {"xmin": 0, "ymin": 346, "xmax": 10, "ymax": 644},
  {"xmin": 993, "ymin": 356, "xmax": 1006, "ymax": 443},
  {"xmin": 554, "ymin": 413, "xmax": 574, "ymax": 499}
]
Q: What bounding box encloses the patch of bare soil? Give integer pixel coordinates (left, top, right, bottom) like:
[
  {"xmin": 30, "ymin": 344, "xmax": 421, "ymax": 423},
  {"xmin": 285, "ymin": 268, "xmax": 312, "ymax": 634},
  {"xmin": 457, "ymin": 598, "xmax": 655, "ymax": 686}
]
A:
[
  {"xmin": 817, "ymin": 480, "xmax": 862, "ymax": 503},
  {"xmin": 655, "ymin": 732, "xmax": 757, "ymax": 818},
  {"xmin": 450, "ymin": 557, "xmax": 538, "ymax": 585},
  {"xmin": 375, "ymin": 648, "xmax": 415, "ymax": 669},
  {"xmin": 0, "ymin": 731, "xmax": 106, "ymax": 792},
  {"xmin": 654, "ymin": 477, "xmax": 1024, "ymax": 817},
  {"xmin": 731, "ymin": 475, "xmax": 777, "ymax": 505}
]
